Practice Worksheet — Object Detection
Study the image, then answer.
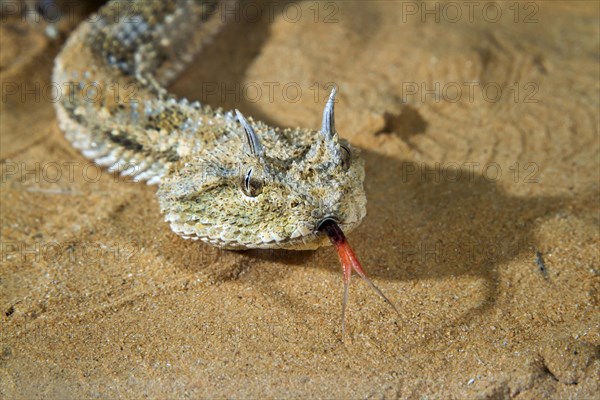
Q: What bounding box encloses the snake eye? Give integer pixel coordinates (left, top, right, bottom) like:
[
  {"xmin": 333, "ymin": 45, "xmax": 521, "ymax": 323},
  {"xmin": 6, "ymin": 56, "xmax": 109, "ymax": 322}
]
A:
[
  {"xmin": 340, "ymin": 144, "xmax": 351, "ymax": 170},
  {"xmin": 241, "ymin": 166, "xmax": 263, "ymax": 197}
]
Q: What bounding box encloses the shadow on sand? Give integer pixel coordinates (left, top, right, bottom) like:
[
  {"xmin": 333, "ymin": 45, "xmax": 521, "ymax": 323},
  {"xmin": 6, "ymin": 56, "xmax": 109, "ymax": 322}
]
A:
[{"xmin": 165, "ymin": 0, "xmax": 575, "ymax": 329}]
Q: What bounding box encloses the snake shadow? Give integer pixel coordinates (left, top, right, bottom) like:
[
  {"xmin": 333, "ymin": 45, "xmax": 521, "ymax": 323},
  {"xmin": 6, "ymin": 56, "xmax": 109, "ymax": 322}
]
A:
[
  {"xmin": 245, "ymin": 152, "xmax": 573, "ymax": 326},
  {"xmin": 171, "ymin": 0, "xmax": 299, "ymax": 119}
]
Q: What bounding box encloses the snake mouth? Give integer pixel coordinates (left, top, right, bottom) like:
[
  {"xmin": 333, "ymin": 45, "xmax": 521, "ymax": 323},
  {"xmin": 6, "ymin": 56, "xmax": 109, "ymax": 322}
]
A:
[
  {"xmin": 316, "ymin": 216, "xmax": 340, "ymax": 233},
  {"xmin": 316, "ymin": 217, "xmax": 346, "ymax": 246}
]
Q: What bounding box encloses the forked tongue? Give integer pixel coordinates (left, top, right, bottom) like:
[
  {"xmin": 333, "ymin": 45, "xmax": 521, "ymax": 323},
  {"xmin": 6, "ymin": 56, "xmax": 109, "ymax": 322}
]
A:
[{"xmin": 318, "ymin": 219, "xmax": 399, "ymax": 336}]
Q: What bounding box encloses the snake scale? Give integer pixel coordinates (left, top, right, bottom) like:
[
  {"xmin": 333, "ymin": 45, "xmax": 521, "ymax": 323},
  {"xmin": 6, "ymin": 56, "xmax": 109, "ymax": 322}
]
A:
[{"xmin": 53, "ymin": 0, "xmax": 397, "ymax": 332}]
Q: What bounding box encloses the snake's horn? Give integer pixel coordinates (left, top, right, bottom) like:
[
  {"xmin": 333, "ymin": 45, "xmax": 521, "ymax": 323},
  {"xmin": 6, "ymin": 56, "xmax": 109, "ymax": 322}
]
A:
[
  {"xmin": 321, "ymin": 86, "xmax": 337, "ymax": 141},
  {"xmin": 235, "ymin": 109, "xmax": 264, "ymax": 157}
]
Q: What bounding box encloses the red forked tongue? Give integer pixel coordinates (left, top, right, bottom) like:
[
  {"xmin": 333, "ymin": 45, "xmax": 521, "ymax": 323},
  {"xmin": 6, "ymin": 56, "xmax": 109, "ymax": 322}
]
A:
[{"xmin": 318, "ymin": 220, "xmax": 399, "ymax": 336}]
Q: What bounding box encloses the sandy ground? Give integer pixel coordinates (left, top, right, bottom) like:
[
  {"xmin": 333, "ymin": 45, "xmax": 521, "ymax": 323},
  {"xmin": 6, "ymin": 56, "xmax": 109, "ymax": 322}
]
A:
[{"xmin": 1, "ymin": 1, "xmax": 599, "ymax": 398}]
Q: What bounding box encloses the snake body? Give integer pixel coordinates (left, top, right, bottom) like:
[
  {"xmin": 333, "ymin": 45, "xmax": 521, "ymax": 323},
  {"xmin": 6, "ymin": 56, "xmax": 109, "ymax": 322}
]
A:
[{"xmin": 53, "ymin": 0, "xmax": 367, "ymax": 250}]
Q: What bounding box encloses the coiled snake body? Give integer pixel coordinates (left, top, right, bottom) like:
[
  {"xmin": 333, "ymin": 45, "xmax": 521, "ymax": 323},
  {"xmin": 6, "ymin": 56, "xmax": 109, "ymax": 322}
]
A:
[{"xmin": 54, "ymin": 0, "xmax": 397, "ymax": 333}]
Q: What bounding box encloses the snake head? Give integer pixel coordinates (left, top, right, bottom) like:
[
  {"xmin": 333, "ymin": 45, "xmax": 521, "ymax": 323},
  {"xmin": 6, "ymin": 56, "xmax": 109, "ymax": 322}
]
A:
[{"xmin": 157, "ymin": 88, "xmax": 367, "ymax": 250}]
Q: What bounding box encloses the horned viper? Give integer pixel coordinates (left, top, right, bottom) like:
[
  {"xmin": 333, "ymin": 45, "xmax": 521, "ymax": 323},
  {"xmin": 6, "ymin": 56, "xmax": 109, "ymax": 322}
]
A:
[{"xmin": 53, "ymin": 0, "xmax": 397, "ymax": 332}]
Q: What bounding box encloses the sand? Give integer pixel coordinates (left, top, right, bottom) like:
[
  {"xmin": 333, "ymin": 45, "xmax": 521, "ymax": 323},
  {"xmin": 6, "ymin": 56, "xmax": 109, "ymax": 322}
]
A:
[{"xmin": 1, "ymin": 1, "xmax": 598, "ymax": 398}]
